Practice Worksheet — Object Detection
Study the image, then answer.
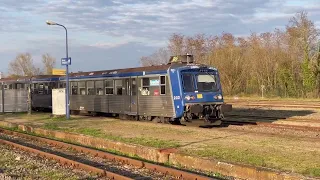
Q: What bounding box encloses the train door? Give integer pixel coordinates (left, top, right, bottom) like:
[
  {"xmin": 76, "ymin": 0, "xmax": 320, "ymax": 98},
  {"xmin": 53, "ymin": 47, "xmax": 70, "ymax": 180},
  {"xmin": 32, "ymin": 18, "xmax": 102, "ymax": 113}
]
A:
[
  {"xmin": 130, "ymin": 78, "xmax": 137, "ymax": 114},
  {"xmin": 124, "ymin": 78, "xmax": 131, "ymax": 113},
  {"xmin": 123, "ymin": 78, "xmax": 137, "ymax": 115}
]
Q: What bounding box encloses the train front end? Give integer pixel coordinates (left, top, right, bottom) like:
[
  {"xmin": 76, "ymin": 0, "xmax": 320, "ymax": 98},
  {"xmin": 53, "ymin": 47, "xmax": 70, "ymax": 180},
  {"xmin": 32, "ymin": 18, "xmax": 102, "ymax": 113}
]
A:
[{"xmin": 168, "ymin": 56, "xmax": 232, "ymax": 125}]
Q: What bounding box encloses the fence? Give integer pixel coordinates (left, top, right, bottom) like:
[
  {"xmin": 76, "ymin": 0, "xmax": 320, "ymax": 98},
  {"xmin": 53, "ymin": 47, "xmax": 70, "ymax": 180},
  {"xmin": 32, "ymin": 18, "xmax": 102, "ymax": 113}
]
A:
[{"xmin": 0, "ymin": 88, "xmax": 28, "ymax": 113}]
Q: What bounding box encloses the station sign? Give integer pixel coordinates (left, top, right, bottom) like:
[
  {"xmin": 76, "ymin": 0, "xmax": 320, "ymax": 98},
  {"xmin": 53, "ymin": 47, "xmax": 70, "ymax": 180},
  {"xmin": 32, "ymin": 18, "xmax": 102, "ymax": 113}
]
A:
[
  {"xmin": 52, "ymin": 69, "xmax": 66, "ymax": 75},
  {"xmin": 61, "ymin": 57, "xmax": 71, "ymax": 65}
]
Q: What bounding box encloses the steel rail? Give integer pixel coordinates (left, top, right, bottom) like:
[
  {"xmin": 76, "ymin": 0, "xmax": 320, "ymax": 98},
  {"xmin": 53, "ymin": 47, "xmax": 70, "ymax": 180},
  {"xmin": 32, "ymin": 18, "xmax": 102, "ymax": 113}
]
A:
[
  {"xmin": 255, "ymin": 122, "xmax": 320, "ymax": 132},
  {"xmin": 0, "ymin": 128, "xmax": 214, "ymax": 180},
  {"xmin": 0, "ymin": 137, "xmax": 133, "ymax": 180}
]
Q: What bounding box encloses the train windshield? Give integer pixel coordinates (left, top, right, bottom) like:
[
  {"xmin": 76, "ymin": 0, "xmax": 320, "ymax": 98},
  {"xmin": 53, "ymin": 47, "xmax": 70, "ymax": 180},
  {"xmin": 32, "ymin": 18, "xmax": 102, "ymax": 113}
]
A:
[
  {"xmin": 182, "ymin": 71, "xmax": 219, "ymax": 92},
  {"xmin": 196, "ymin": 73, "xmax": 218, "ymax": 92}
]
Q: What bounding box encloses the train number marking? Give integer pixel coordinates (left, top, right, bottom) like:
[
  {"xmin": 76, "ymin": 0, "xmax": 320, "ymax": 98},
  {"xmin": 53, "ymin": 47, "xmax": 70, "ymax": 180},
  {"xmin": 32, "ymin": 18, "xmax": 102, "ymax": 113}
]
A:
[{"xmin": 174, "ymin": 96, "xmax": 180, "ymax": 100}]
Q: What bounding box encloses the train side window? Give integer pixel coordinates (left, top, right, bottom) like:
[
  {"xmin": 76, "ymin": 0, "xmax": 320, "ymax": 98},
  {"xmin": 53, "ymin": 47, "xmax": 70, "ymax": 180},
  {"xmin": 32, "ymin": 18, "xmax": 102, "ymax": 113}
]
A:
[
  {"xmin": 78, "ymin": 81, "xmax": 86, "ymax": 95},
  {"xmin": 44, "ymin": 83, "xmax": 49, "ymax": 94},
  {"xmin": 87, "ymin": 81, "xmax": 95, "ymax": 95},
  {"xmin": 3, "ymin": 84, "xmax": 8, "ymax": 90},
  {"xmin": 17, "ymin": 84, "xmax": 22, "ymax": 89},
  {"xmin": 95, "ymin": 81, "xmax": 104, "ymax": 95},
  {"xmin": 59, "ymin": 82, "xmax": 66, "ymax": 88},
  {"xmin": 105, "ymin": 80, "xmax": 114, "ymax": 95},
  {"xmin": 8, "ymin": 84, "xmax": 13, "ymax": 89},
  {"xmin": 160, "ymin": 76, "xmax": 166, "ymax": 95},
  {"xmin": 115, "ymin": 80, "xmax": 123, "ymax": 95},
  {"xmin": 141, "ymin": 78, "xmax": 150, "ymax": 95},
  {"xmin": 71, "ymin": 82, "xmax": 78, "ymax": 95},
  {"xmin": 38, "ymin": 84, "xmax": 44, "ymax": 94}
]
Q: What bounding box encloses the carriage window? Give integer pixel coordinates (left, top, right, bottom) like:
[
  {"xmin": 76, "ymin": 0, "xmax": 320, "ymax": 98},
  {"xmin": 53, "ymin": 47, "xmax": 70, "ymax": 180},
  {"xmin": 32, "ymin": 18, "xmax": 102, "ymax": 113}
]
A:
[
  {"xmin": 115, "ymin": 80, "xmax": 123, "ymax": 95},
  {"xmin": 50, "ymin": 82, "xmax": 57, "ymax": 90},
  {"xmin": 71, "ymin": 82, "xmax": 78, "ymax": 95},
  {"xmin": 87, "ymin": 81, "xmax": 95, "ymax": 95},
  {"xmin": 160, "ymin": 76, "xmax": 166, "ymax": 95},
  {"xmin": 78, "ymin": 81, "xmax": 86, "ymax": 95},
  {"xmin": 8, "ymin": 84, "xmax": 13, "ymax": 89},
  {"xmin": 59, "ymin": 82, "xmax": 66, "ymax": 88},
  {"xmin": 17, "ymin": 84, "xmax": 25, "ymax": 89},
  {"xmin": 95, "ymin": 81, "xmax": 104, "ymax": 95},
  {"xmin": 105, "ymin": 80, "xmax": 114, "ymax": 95},
  {"xmin": 44, "ymin": 83, "xmax": 49, "ymax": 94},
  {"xmin": 38, "ymin": 84, "xmax": 44, "ymax": 94},
  {"xmin": 141, "ymin": 78, "xmax": 150, "ymax": 95},
  {"xmin": 3, "ymin": 84, "xmax": 8, "ymax": 90}
]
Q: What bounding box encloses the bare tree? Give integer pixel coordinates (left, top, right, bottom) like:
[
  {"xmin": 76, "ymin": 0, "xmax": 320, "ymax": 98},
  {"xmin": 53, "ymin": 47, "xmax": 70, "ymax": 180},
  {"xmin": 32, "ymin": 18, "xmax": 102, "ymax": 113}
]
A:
[
  {"xmin": 140, "ymin": 47, "xmax": 170, "ymax": 66},
  {"xmin": 168, "ymin": 33, "xmax": 185, "ymax": 55},
  {"xmin": 8, "ymin": 53, "xmax": 41, "ymax": 77},
  {"xmin": 42, "ymin": 53, "xmax": 56, "ymax": 75}
]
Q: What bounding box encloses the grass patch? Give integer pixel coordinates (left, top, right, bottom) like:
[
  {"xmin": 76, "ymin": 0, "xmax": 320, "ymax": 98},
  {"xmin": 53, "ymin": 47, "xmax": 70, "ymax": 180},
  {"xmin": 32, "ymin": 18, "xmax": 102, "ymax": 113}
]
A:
[
  {"xmin": 186, "ymin": 147, "xmax": 267, "ymax": 167},
  {"xmin": 40, "ymin": 171, "xmax": 79, "ymax": 180},
  {"xmin": 43, "ymin": 123, "xmax": 61, "ymax": 131},
  {"xmin": 74, "ymin": 127, "xmax": 180, "ymax": 148},
  {"xmin": 304, "ymin": 168, "xmax": 320, "ymax": 177},
  {"xmin": 183, "ymin": 147, "xmax": 320, "ymax": 178}
]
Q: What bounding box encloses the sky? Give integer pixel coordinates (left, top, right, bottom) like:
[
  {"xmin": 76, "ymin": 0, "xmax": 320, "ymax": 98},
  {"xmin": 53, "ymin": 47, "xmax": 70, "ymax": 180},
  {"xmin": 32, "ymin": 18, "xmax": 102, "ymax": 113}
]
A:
[{"xmin": 0, "ymin": 0, "xmax": 319, "ymax": 74}]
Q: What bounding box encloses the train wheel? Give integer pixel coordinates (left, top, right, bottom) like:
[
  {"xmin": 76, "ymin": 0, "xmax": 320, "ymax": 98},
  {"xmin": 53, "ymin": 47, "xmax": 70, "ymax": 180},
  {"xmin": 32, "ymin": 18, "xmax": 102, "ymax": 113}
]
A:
[{"xmin": 152, "ymin": 117, "xmax": 161, "ymax": 123}]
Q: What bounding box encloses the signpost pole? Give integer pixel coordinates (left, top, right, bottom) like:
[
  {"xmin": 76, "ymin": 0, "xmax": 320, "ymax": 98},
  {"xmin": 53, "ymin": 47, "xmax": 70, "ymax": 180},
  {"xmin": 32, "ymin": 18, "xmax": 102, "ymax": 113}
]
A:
[
  {"xmin": 65, "ymin": 27, "xmax": 70, "ymax": 120},
  {"xmin": 46, "ymin": 20, "xmax": 71, "ymax": 119}
]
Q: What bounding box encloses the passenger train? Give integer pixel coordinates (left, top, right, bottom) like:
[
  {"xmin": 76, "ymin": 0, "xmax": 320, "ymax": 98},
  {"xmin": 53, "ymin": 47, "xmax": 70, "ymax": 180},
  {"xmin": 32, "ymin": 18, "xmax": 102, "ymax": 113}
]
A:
[{"xmin": 0, "ymin": 55, "xmax": 232, "ymax": 125}]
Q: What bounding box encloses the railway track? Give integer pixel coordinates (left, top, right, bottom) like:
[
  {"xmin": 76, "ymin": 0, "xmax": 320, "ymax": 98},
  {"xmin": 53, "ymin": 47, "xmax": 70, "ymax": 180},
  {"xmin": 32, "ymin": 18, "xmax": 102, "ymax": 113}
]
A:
[
  {"xmin": 222, "ymin": 115, "xmax": 320, "ymax": 132},
  {"xmin": 0, "ymin": 128, "xmax": 214, "ymax": 180},
  {"xmin": 226, "ymin": 101, "xmax": 320, "ymax": 109}
]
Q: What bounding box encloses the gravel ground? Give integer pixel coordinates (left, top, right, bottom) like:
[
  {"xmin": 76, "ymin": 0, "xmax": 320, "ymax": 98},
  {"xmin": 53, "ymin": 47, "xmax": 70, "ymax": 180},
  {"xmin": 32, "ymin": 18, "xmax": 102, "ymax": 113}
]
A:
[
  {"xmin": 0, "ymin": 144, "xmax": 98, "ymax": 180},
  {"xmin": 0, "ymin": 133, "xmax": 179, "ymax": 180}
]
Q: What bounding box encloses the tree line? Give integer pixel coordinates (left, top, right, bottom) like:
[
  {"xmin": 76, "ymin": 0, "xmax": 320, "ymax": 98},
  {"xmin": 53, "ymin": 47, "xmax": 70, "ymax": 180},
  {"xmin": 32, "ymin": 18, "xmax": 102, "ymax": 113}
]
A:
[
  {"xmin": 141, "ymin": 11, "xmax": 320, "ymax": 98},
  {"xmin": 6, "ymin": 53, "xmax": 56, "ymax": 78}
]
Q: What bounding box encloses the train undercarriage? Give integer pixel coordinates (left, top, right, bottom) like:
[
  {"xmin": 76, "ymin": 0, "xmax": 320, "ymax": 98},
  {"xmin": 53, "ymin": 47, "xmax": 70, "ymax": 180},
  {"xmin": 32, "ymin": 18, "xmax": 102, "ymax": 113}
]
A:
[{"xmin": 181, "ymin": 103, "xmax": 232, "ymax": 125}]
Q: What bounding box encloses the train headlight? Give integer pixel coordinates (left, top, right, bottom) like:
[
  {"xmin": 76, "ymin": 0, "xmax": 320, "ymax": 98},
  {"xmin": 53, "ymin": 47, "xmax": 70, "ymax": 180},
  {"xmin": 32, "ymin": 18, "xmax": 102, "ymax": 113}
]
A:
[
  {"xmin": 214, "ymin": 94, "xmax": 223, "ymax": 100},
  {"xmin": 185, "ymin": 95, "xmax": 196, "ymax": 101}
]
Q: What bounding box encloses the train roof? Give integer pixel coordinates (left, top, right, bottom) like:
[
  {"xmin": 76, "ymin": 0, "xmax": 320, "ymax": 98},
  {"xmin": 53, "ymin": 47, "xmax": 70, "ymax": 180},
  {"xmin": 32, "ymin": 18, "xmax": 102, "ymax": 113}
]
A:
[
  {"xmin": 0, "ymin": 58, "xmax": 217, "ymax": 82},
  {"xmin": 0, "ymin": 64, "xmax": 172, "ymax": 82},
  {"xmin": 69, "ymin": 64, "xmax": 171, "ymax": 78}
]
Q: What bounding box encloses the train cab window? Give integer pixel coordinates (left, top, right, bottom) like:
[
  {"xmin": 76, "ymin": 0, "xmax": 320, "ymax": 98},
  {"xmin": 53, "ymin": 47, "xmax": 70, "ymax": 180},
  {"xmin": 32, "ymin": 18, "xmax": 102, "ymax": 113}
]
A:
[
  {"xmin": 71, "ymin": 82, "xmax": 78, "ymax": 95},
  {"xmin": 78, "ymin": 82, "xmax": 86, "ymax": 95},
  {"xmin": 95, "ymin": 81, "xmax": 104, "ymax": 95},
  {"xmin": 160, "ymin": 76, "xmax": 166, "ymax": 95},
  {"xmin": 141, "ymin": 78, "xmax": 150, "ymax": 96},
  {"xmin": 105, "ymin": 80, "xmax": 114, "ymax": 95},
  {"xmin": 87, "ymin": 81, "xmax": 95, "ymax": 95},
  {"xmin": 182, "ymin": 74, "xmax": 195, "ymax": 92},
  {"xmin": 115, "ymin": 80, "xmax": 123, "ymax": 95}
]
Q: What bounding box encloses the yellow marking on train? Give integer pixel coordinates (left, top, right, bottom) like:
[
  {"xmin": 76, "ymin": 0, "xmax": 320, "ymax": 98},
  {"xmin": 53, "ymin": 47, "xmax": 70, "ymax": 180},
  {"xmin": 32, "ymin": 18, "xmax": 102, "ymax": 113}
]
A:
[{"xmin": 197, "ymin": 94, "xmax": 203, "ymax": 99}]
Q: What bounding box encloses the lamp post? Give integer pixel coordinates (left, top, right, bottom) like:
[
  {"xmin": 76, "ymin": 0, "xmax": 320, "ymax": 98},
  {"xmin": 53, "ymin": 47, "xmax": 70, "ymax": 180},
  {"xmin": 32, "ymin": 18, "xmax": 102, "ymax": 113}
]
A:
[{"xmin": 46, "ymin": 20, "xmax": 70, "ymax": 119}]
